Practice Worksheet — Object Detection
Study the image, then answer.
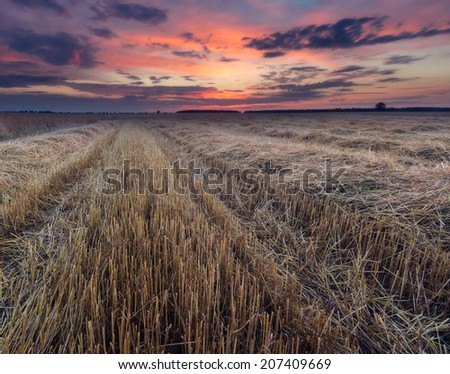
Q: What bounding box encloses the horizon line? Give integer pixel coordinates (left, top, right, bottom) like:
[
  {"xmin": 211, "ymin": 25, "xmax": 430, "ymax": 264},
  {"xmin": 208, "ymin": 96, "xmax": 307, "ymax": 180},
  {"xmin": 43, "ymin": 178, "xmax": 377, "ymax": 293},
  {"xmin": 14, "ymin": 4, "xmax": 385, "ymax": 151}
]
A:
[{"xmin": 2, "ymin": 106, "xmax": 450, "ymax": 115}]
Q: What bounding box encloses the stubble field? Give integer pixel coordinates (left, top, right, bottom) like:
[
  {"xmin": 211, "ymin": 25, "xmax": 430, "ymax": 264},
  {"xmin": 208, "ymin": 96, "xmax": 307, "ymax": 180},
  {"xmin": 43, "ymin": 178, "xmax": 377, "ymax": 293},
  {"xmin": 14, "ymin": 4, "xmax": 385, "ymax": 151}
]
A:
[{"xmin": 1, "ymin": 112, "xmax": 449, "ymax": 353}]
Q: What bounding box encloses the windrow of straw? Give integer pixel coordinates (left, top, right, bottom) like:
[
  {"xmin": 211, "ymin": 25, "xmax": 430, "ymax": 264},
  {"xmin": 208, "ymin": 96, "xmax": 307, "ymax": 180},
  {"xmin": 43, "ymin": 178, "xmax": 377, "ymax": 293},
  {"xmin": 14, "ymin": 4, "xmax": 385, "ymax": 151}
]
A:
[{"xmin": 1, "ymin": 127, "xmax": 119, "ymax": 235}]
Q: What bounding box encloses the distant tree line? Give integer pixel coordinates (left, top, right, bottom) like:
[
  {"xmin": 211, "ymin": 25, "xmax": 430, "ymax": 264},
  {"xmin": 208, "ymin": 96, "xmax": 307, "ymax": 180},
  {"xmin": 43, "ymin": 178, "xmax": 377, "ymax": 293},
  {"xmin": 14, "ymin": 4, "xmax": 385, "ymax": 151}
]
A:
[
  {"xmin": 177, "ymin": 110, "xmax": 240, "ymax": 113},
  {"xmin": 3, "ymin": 106, "xmax": 450, "ymax": 115},
  {"xmin": 244, "ymin": 107, "xmax": 450, "ymax": 113}
]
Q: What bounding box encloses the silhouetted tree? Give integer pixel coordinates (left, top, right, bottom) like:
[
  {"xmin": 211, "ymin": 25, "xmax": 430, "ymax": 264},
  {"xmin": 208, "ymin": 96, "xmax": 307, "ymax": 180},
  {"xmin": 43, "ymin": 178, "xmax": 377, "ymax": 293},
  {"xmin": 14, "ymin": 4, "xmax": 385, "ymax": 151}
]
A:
[{"xmin": 376, "ymin": 102, "xmax": 387, "ymax": 110}]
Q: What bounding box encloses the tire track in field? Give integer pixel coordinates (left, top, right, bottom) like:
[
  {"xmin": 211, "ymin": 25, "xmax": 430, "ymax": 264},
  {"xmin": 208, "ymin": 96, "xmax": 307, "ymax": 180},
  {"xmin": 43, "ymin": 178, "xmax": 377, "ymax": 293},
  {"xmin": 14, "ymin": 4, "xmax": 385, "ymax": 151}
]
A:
[
  {"xmin": 0, "ymin": 123, "xmax": 114, "ymax": 199},
  {"xmin": 1, "ymin": 126, "xmax": 120, "ymax": 343}
]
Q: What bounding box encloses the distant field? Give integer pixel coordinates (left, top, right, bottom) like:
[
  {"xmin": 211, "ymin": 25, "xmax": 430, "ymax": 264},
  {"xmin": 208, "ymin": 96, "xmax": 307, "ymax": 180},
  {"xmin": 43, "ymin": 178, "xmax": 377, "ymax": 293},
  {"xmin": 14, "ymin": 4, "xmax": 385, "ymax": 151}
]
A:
[
  {"xmin": 0, "ymin": 112, "xmax": 150, "ymax": 140},
  {"xmin": 1, "ymin": 113, "xmax": 449, "ymax": 353}
]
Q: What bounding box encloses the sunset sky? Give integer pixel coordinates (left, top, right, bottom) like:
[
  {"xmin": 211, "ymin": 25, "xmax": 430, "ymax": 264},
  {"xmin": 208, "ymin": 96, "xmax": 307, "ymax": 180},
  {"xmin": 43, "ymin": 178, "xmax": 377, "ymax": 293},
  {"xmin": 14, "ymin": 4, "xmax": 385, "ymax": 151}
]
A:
[{"xmin": 1, "ymin": 0, "xmax": 449, "ymax": 112}]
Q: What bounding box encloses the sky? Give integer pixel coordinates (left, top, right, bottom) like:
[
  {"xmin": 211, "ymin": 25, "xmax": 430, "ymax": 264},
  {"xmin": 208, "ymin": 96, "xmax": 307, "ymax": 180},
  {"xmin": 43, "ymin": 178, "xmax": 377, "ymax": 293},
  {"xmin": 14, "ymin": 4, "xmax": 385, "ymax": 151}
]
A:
[{"xmin": 0, "ymin": 0, "xmax": 449, "ymax": 112}]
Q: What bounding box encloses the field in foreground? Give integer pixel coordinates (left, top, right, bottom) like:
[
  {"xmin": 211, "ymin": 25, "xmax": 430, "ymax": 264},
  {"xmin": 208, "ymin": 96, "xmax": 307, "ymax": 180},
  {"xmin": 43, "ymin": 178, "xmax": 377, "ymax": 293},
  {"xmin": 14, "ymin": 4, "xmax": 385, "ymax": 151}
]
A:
[{"xmin": 1, "ymin": 113, "xmax": 449, "ymax": 353}]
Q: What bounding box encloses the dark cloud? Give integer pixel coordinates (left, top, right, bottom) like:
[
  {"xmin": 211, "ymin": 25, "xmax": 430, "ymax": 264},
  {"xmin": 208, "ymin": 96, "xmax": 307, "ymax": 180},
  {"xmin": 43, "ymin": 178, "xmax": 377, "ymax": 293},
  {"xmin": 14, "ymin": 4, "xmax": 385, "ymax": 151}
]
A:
[
  {"xmin": 244, "ymin": 17, "xmax": 383, "ymax": 51},
  {"xmin": 219, "ymin": 57, "xmax": 240, "ymax": 62},
  {"xmin": 150, "ymin": 42, "xmax": 171, "ymax": 49},
  {"xmin": 376, "ymin": 69, "xmax": 397, "ymax": 75},
  {"xmin": 91, "ymin": 3, "xmax": 167, "ymax": 25},
  {"xmin": 179, "ymin": 32, "xmax": 212, "ymax": 56},
  {"xmin": 333, "ymin": 66, "xmax": 397, "ymax": 78},
  {"xmin": 0, "ymin": 89, "xmax": 250, "ymax": 112},
  {"xmin": 0, "ymin": 92, "xmax": 156, "ymax": 112},
  {"xmin": 260, "ymin": 71, "xmax": 281, "ymax": 80},
  {"xmin": 0, "ymin": 74, "xmax": 66, "ymax": 88},
  {"xmin": 0, "ymin": 60, "xmax": 39, "ymax": 74},
  {"xmin": 377, "ymin": 77, "xmax": 413, "ymax": 83},
  {"xmin": 172, "ymin": 50, "xmax": 208, "ymax": 60},
  {"xmin": 384, "ymin": 55, "xmax": 426, "ymax": 65},
  {"xmin": 91, "ymin": 27, "xmax": 118, "ymax": 39},
  {"xmin": 12, "ymin": 0, "xmax": 67, "ymax": 15},
  {"xmin": 182, "ymin": 75, "xmax": 196, "ymax": 81},
  {"xmin": 0, "ymin": 72, "xmax": 223, "ymax": 110},
  {"xmin": 66, "ymin": 82, "xmax": 217, "ymax": 100},
  {"xmin": 261, "ymin": 65, "xmax": 327, "ymax": 84},
  {"xmin": 179, "ymin": 32, "xmax": 212, "ymax": 46},
  {"xmin": 116, "ymin": 70, "xmax": 141, "ymax": 81},
  {"xmin": 263, "ymin": 51, "xmax": 286, "ymax": 58},
  {"xmin": 180, "ymin": 32, "xmax": 203, "ymax": 44},
  {"xmin": 110, "ymin": 3, "xmax": 167, "ymax": 24},
  {"xmin": 180, "ymin": 32, "xmax": 194, "ymax": 40},
  {"xmin": 149, "ymin": 76, "xmax": 171, "ymax": 84},
  {"xmin": 127, "ymin": 75, "xmax": 141, "ymax": 80},
  {"xmin": 334, "ymin": 65, "xmax": 365, "ymax": 73},
  {"xmin": 272, "ymin": 79, "xmax": 356, "ymax": 92},
  {"xmin": 233, "ymin": 79, "xmax": 360, "ymax": 105},
  {"xmin": 7, "ymin": 29, "xmax": 99, "ymax": 68},
  {"xmin": 244, "ymin": 17, "xmax": 450, "ymax": 53},
  {"xmin": 290, "ymin": 66, "xmax": 327, "ymax": 73}
]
